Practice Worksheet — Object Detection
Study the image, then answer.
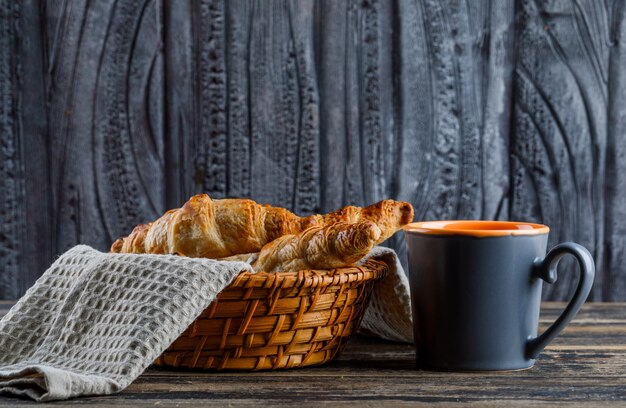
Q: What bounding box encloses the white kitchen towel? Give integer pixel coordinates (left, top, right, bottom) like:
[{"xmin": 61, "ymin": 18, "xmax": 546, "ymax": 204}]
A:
[
  {"xmin": 357, "ymin": 246, "xmax": 413, "ymax": 343},
  {"xmin": 0, "ymin": 245, "xmax": 412, "ymax": 402}
]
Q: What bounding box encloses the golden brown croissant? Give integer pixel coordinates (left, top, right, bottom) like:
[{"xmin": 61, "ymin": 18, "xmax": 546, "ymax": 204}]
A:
[
  {"xmin": 252, "ymin": 221, "xmax": 381, "ymax": 272},
  {"xmin": 111, "ymin": 194, "xmax": 414, "ymax": 259},
  {"xmin": 304, "ymin": 199, "xmax": 414, "ymax": 243},
  {"xmin": 110, "ymin": 194, "xmax": 305, "ymax": 258}
]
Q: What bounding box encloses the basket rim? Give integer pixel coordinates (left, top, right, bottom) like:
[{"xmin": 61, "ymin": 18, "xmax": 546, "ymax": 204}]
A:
[{"xmin": 224, "ymin": 258, "xmax": 388, "ymax": 290}]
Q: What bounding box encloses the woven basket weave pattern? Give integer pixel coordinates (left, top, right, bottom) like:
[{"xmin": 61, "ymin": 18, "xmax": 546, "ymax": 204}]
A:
[{"xmin": 154, "ymin": 259, "xmax": 388, "ymax": 370}]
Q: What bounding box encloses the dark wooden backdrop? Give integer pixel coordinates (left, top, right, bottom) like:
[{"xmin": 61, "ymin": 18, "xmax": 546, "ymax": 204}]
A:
[{"xmin": 1, "ymin": 0, "xmax": 625, "ymax": 301}]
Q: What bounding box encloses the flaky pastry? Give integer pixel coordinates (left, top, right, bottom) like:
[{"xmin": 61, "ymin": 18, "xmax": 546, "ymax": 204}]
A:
[
  {"xmin": 111, "ymin": 194, "xmax": 304, "ymax": 258},
  {"xmin": 252, "ymin": 221, "xmax": 381, "ymax": 272},
  {"xmin": 111, "ymin": 194, "xmax": 414, "ymax": 264}
]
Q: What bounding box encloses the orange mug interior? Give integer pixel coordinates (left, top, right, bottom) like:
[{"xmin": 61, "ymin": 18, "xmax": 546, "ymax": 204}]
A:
[{"xmin": 403, "ymin": 220, "xmax": 550, "ymax": 237}]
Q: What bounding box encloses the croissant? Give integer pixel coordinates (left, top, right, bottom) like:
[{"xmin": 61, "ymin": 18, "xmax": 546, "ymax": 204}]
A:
[
  {"xmin": 305, "ymin": 199, "xmax": 414, "ymax": 243},
  {"xmin": 111, "ymin": 194, "xmax": 414, "ymax": 259},
  {"xmin": 252, "ymin": 221, "xmax": 382, "ymax": 272},
  {"xmin": 110, "ymin": 194, "xmax": 305, "ymax": 258}
]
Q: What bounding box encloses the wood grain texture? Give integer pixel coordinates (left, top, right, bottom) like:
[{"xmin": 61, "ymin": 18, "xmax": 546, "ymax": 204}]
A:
[
  {"xmin": 0, "ymin": 0, "xmax": 51, "ymax": 299},
  {"xmin": 1, "ymin": 0, "xmax": 626, "ymax": 300},
  {"xmin": 510, "ymin": 0, "xmax": 624, "ymax": 301},
  {"xmin": 0, "ymin": 302, "xmax": 624, "ymax": 406},
  {"xmin": 0, "ymin": 0, "xmax": 24, "ymax": 300},
  {"xmin": 40, "ymin": 0, "xmax": 166, "ymax": 265}
]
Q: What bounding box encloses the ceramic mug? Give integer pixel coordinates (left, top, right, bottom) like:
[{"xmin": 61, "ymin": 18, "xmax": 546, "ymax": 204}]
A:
[{"xmin": 404, "ymin": 220, "xmax": 595, "ymax": 371}]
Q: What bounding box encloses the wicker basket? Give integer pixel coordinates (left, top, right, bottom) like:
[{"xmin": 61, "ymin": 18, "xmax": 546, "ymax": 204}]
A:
[{"xmin": 154, "ymin": 258, "xmax": 388, "ymax": 371}]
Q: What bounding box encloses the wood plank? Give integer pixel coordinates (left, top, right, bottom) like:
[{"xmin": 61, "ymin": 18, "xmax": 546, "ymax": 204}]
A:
[
  {"xmin": 0, "ymin": 0, "xmax": 26, "ymax": 300},
  {"xmin": 0, "ymin": 303, "xmax": 624, "ymax": 405},
  {"xmin": 13, "ymin": 0, "xmax": 52, "ymax": 297},
  {"xmin": 0, "ymin": 0, "xmax": 50, "ymax": 299},
  {"xmin": 162, "ymin": 0, "xmax": 193, "ymax": 206},
  {"xmin": 42, "ymin": 0, "xmax": 166, "ymax": 258},
  {"xmin": 317, "ymin": 0, "xmax": 349, "ymax": 213},
  {"xmin": 605, "ymin": 1, "xmax": 626, "ymax": 301},
  {"xmin": 192, "ymin": 0, "xmax": 228, "ymax": 198},
  {"xmin": 88, "ymin": 0, "xmax": 165, "ymax": 242},
  {"xmin": 510, "ymin": 0, "xmax": 624, "ymax": 301},
  {"xmin": 224, "ymin": 0, "xmax": 252, "ymax": 199}
]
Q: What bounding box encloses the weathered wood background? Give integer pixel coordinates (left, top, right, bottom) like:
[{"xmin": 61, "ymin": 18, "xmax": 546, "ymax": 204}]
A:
[{"xmin": 1, "ymin": 0, "xmax": 625, "ymax": 301}]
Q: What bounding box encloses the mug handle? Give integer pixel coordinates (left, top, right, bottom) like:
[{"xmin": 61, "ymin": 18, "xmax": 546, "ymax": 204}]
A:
[{"xmin": 526, "ymin": 242, "xmax": 595, "ymax": 359}]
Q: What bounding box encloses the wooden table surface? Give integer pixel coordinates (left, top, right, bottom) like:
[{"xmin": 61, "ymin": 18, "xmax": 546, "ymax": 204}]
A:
[{"xmin": 0, "ymin": 301, "xmax": 624, "ymax": 406}]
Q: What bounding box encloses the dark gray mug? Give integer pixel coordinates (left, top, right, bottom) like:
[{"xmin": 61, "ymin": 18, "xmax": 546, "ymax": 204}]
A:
[{"xmin": 404, "ymin": 220, "xmax": 595, "ymax": 371}]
